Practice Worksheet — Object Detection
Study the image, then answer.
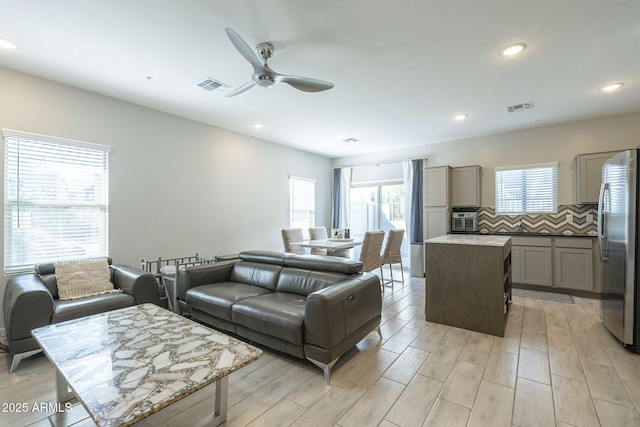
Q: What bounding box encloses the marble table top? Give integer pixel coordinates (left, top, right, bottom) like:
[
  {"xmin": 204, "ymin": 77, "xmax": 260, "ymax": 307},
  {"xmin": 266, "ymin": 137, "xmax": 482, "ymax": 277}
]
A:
[
  {"xmin": 292, "ymin": 239, "xmax": 362, "ymax": 250},
  {"xmin": 32, "ymin": 303, "xmax": 262, "ymax": 427}
]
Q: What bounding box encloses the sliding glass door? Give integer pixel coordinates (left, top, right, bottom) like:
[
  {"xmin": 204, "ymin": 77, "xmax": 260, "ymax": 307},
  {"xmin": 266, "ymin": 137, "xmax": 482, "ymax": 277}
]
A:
[{"xmin": 349, "ymin": 183, "xmax": 408, "ymax": 267}]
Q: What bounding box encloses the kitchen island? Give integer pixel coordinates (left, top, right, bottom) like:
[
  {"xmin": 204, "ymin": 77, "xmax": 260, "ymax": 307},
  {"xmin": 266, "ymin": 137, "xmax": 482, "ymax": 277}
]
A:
[{"xmin": 425, "ymin": 234, "xmax": 512, "ymax": 337}]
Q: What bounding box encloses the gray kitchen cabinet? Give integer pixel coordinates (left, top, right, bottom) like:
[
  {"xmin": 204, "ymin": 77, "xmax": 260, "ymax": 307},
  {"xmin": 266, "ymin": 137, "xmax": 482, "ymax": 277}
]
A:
[
  {"xmin": 575, "ymin": 151, "xmax": 620, "ymax": 204},
  {"xmin": 423, "ymin": 166, "xmax": 450, "ymax": 207},
  {"xmin": 451, "ymin": 165, "xmax": 481, "ymax": 207},
  {"xmin": 555, "ymin": 238, "xmax": 593, "ymax": 291},
  {"xmin": 423, "ymin": 166, "xmax": 451, "ymax": 260},
  {"xmin": 511, "ymin": 235, "xmax": 597, "ymax": 292},
  {"xmin": 423, "ymin": 206, "xmax": 449, "ymax": 240},
  {"xmin": 511, "ymin": 236, "xmax": 553, "ymax": 287}
]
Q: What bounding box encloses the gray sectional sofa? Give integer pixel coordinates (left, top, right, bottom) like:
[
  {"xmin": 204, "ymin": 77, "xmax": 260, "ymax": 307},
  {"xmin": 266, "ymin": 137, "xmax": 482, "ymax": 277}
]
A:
[{"xmin": 177, "ymin": 250, "xmax": 383, "ymax": 383}]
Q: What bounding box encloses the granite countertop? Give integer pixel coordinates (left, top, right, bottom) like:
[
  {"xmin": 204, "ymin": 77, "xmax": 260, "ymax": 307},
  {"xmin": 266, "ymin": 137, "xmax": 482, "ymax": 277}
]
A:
[
  {"xmin": 460, "ymin": 232, "xmax": 597, "ymax": 238},
  {"xmin": 426, "ymin": 234, "xmax": 511, "ymax": 247}
]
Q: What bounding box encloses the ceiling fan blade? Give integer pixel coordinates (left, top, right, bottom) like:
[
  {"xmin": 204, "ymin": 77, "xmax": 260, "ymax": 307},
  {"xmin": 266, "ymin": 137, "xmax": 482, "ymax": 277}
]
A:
[
  {"xmin": 226, "ymin": 80, "xmax": 257, "ymax": 97},
  {"xmin": 225, "ymin": 27, "xmax": 262, "ymax": 71},
  {"xmin": 275, "ymin": 75, "xmax": 334, "ymax": 92}
]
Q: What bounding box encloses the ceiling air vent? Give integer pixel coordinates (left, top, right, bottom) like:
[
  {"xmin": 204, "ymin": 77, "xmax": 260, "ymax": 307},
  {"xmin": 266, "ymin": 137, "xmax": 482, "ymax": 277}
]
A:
[
  {"xmin": 505, "ymin": 102, "xmax": 533, "ymax": 113},
  {"xmin": 197, "ymin": 77, "xmax": 229, "ymax": 92}
]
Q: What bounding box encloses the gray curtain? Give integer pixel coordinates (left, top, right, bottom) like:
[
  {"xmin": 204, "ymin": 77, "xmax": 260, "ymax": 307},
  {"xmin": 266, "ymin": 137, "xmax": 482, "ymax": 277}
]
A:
[
  {"xmin": 410, "ymin": 159, "xmax": 423, "ymax": 243},
  {"xmin": 332, "ymin": 168, "xmax": 341, "ymax": 229}
]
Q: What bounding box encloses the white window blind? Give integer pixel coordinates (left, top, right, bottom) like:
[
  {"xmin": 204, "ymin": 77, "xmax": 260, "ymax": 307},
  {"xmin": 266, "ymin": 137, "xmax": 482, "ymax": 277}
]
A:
[
  {"xmin": 495, "ymin": 163, "xmax": 558, "ymax": 214},
  {"xmin": 3, "ymin": 129, "xmax": 110, "ymax": 273},
  {"xmin": 289, "ymin": 175, "xmax": 315, "ymax": 235}
]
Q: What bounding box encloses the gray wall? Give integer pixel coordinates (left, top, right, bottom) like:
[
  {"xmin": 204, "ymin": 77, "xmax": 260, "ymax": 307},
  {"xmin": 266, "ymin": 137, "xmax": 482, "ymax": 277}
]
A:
[
  {"xmin": 0, "ymin": 66, "xmax": 332, "ymax": 288},
  {"xmin": 333, "ymin": 112, "xmax": 640, "ymax": 207}
]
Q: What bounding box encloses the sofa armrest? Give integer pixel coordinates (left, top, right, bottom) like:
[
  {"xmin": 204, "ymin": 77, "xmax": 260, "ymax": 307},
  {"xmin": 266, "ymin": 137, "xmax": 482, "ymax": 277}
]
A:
[
  {"xmin": 176, "ymin": 261, "xmax": 235, "ymax": 301},
  {"xmin": 111, "ymin": 264, "xmax": 159, "ymax": 305},
  {"xmin": 304, "ymin": 273, "xmax": 382, "ymax": 349},
  {"xmin": 3, "ymin": 274, "xmax": 54, "ymax": 347}
]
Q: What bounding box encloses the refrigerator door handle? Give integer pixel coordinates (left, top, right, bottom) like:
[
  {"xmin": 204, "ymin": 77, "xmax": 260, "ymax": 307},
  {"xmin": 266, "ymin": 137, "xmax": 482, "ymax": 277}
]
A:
[{"xmin": 597, "ymin": 182, "xmax": 609, "ymax": 262}]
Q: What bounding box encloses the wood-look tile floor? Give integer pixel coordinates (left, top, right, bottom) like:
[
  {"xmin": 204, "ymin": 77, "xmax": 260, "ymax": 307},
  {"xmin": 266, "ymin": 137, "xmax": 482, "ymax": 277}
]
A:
[{"xmin": 2, "ymin": 274, "xmax": 640, "ymax": 426}]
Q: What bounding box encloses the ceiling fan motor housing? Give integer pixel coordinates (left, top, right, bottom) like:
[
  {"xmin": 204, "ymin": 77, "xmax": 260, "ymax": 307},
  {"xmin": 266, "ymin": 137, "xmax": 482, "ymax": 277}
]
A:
[
  {"xmin": 257, "ymin": 75, "xmax": 275, "ymax": 88},
  {"xmin": 256, "ymin": 42, "xmax": 274, "ymax": 61}
]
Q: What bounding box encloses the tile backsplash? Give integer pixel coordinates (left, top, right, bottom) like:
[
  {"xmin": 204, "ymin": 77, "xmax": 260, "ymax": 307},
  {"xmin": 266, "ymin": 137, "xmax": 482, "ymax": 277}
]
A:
[{"xmin": 477, "ymin": 205, "xmax": 598, "ymax": 236}]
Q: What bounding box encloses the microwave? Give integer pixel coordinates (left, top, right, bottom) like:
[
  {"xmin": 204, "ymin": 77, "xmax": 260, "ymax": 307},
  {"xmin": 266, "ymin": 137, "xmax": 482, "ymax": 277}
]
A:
[{"xmin": 451, "ymin": 212, "xmax": 478, "ymax": 232}]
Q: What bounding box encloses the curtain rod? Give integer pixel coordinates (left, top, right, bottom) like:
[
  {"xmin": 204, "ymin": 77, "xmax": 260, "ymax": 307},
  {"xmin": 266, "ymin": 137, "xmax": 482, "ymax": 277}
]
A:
[{"xmin": 335, "ymin": 157, "xmax": 427, "ymax": 169}]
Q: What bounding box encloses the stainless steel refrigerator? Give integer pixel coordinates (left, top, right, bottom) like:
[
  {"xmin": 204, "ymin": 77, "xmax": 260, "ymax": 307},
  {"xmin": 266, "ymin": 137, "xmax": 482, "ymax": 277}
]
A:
[{"xmin": 598, "ymin": 149, "xmax": 640, "ymax": 351}]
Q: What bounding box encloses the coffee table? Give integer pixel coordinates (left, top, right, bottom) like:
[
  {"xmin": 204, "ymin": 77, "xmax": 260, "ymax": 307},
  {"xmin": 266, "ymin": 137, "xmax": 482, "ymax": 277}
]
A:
[{"xmin": 32, "ymin": 303, "xmax": 262, "ymax": 427}]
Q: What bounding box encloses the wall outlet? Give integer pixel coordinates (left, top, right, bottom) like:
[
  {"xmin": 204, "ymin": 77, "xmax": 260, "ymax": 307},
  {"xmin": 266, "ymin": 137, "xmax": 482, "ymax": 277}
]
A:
[
  {"xmin": 586, "ymin": 213, "xmax": 594, "ymax": 223},
  {"xmin": 566, "ymin": 213, "xmax": 573, "ymax": 223}
]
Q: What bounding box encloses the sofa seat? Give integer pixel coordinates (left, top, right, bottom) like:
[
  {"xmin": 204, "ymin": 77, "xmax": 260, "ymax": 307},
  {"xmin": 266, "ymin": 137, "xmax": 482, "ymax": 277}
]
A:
[
  {"xmin": 52, "ymin": 292, "xmax": 135, "ymax": 324},
  {"xmin": 232, "ymin": 292, "xmax": 307, "ymax": 345},
  {"xmin": 186, "ymin": 282, "xmax": 272, "ymax": 321}
]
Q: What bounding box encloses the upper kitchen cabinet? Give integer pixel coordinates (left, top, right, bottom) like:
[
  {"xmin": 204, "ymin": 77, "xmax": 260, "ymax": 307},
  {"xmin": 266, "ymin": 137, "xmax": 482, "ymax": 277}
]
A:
[
  {"xmin": 423, "ymin": 166, "xmax": 450, "ymax": 207},
  {"xmin": 575, "ymin": 151, "xmax": 621, "ymax": 204},
  {"xmin": 451, "ymin": 165, "xmax": 481, "ymax": 207}
]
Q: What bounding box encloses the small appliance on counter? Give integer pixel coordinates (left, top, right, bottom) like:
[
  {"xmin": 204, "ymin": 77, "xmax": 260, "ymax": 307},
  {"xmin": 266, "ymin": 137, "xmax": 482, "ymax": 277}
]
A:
[{"xmin": 451, "ymin": 211, "xmax": 478, "ymax": 233}]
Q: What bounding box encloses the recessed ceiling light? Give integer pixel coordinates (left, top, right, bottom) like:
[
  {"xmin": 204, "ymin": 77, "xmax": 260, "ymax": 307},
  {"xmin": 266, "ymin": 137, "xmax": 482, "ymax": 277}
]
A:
[
  {"xmin": 0, "ymin": 38, "xmax": 18, "ymax": 50},
  {"xmin": 251, "ymin": 123, "xmax": 264, "ymax": 129},
  {"xmin": 499, "ymin": 43, "xmax": 526, "ymax": 57},
  {"xmin": 454, "ymin": 114, "xmax": 468, "ymax": 121},
  {"xmin": 599, "ymin": 83, "xmax": 624, "ymax": 92}
]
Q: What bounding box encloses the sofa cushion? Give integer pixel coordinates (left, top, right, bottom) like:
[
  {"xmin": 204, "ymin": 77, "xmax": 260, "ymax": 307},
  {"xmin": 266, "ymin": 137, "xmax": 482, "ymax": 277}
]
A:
[
  {"xmin": 232, "ymin": 293, "xmax": 307, "ymax": 345},
  {"xmin": 229, "ymin": 261, "xmax": 281, "ymax": 291},
  {"xmin": 186, "ymin": 282, "xmax": 272, "ymax": 321},
  {"xmin": 36, "ymin": 258, "xmax": 114, "ymax": 299},
  {"xmin": 284, "ymin": 254, "xmax": 363, "ymax": 275},
  {"xmin": 276, "ymin": 268, "xmax": 349, "ymax": 296},
  {"xmin": 52, "ymin": 292, "xmax": 134, "ymax": 323},
  {"xmin": 54, "ymin": 258, "xmax": 121, "ymax": 301}
]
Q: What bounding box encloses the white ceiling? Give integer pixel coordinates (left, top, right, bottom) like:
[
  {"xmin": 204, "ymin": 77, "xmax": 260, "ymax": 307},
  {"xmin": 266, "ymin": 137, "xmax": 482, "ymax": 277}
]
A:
[{"xmin": 0, "ymin": 1, "xmax": 639, "ymax": 159}]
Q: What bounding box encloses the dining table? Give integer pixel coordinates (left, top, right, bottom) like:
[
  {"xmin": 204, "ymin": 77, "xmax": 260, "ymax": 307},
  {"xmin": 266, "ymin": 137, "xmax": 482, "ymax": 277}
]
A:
[{"xmin": 291, "ymin": 238, "xmax": 362, "ymax": 256}]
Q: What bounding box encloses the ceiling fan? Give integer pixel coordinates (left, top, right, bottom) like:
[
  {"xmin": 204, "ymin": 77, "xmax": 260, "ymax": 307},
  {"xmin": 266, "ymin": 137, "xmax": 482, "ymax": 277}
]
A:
[{"xmin": 224, "ymin": 27, "xmax": 334, "ymax": 97}]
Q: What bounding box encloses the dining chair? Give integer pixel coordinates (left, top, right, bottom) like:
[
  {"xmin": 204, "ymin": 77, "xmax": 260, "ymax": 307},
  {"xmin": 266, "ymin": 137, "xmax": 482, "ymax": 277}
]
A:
[
  {"xmin": 359, "ymin": 231, "xmax": 385, "ymax": 288},
  {"xmin": 281, "ymin": 228, "xmax": 306, "ymax": 255},
  {"xmin": 308, "ymin": 226, "xmax": 328, "ymax": 255},
  {"xmin": 381, "ymin": 229, "xmax": 405, "ymax": 287}
]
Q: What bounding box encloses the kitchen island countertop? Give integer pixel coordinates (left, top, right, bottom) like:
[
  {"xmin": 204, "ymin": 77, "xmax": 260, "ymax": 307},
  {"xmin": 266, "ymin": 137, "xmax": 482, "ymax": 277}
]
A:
[{"xmin": 426, "ymin": 234, "xmax": 511, "ymax": 247}]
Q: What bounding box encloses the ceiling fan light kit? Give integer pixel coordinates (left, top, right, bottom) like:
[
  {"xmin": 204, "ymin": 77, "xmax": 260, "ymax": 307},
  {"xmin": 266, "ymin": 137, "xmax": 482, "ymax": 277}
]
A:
[
  {"xmin": 499, "ymin": 43, "xmax": 526, "ymax": 57},
  {"xmin": 225, "ymin": 27, "xmax": 334, "ymax": 97}
]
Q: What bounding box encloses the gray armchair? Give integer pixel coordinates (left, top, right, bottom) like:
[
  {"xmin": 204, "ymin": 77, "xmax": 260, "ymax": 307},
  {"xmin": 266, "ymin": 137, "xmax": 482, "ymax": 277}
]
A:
[{"xmin": 3, "ymin": 258, "xmax": 159, "ymax": 373}]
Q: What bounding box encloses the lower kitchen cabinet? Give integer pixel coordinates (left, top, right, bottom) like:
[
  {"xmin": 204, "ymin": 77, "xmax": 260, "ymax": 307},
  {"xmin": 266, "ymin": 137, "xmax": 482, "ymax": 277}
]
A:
[
  {"xmin": 555, "ymin": 238, "xmax": 593, "ymax": 291},
  {"xmin": 520, "ymin": 246, "xmax": 553, "ymax": 286},
  {"xmin": 511, "ymin": 236, "xmax": 596, "ymax": 293},
  {"xmin": 512, "ymin": 237, "xmax": 553, "ymax": 287}
]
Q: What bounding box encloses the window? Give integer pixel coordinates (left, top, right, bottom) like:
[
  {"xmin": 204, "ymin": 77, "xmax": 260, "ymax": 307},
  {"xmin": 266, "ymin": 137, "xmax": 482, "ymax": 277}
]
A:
[
  {"xmin": 289, "ymin": 176, "xmax": 315, "ymax": 234},
  {"xmin": 495, "ymin": 163, "xmax": 558, "ymax": 214},
  {"xmin": 3, "ymin": 129, "xmax": 110, "ymax": 273}
]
